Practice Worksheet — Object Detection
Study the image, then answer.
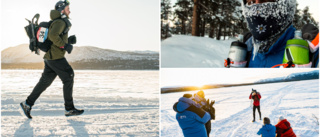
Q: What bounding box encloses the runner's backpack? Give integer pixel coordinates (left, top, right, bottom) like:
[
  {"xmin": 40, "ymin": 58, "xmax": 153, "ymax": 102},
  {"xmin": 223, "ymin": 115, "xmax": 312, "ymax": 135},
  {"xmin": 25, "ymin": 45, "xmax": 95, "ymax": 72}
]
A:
[{"xmin": 24, "ymin": 13, "xmax": 69, "ymax": 55}]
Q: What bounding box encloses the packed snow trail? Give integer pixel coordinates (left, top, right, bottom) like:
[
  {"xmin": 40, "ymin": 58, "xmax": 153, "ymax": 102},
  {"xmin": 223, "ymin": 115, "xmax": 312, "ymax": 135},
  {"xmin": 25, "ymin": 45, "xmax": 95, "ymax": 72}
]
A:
[
  {"xmin": 161, "ymin": 80, "xmax": 319, "ymax": 137},
  {"xmin": 2, "ymin": 70, "xmax": 159, "ymax": 136}
]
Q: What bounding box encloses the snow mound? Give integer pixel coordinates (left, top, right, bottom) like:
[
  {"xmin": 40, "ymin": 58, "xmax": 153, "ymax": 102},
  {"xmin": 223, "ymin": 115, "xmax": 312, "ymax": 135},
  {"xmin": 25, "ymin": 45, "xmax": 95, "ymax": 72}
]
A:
[
  {"xmin": 256, "ymin": 70, "xmax": 319, "ymax": 83},
  {"xmin": 161, "ymin": 35, "xmax": 233, "ymax": 68}
]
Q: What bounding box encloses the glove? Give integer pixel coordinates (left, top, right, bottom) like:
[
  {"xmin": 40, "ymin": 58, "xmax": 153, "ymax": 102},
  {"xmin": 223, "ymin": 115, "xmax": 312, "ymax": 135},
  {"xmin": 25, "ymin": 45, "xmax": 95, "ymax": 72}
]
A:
[
  {"xmin": 205, "ymin": 99, "xmax": 215, "ymax": 120},
  {"xmin": 208, "ymin": 106, "xmax": 215, "ymax": 120},
  {"xmin": 301, "ymin": 24, "xmax": 319, "ymax": 41},
  {"xmin": 206, "ymin": 99, "xmax": 215, "ymax": 106},
  {"xmin": 64, "ymin": 43, "xmax": 73, "ymax": 54},
  {"xmin": 68, "ymin": 35, "xmax": 77, "ymax": 44},
  {"xmin": 205, "ymin": 120, "xmax": 211, "ymax": 136}
]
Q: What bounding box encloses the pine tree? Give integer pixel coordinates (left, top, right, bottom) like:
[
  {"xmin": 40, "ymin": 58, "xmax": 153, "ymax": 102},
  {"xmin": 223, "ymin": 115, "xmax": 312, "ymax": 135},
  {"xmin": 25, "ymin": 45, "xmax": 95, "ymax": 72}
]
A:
[
  {"xmin": 173, "ymin": 0, "xmax": 193, "ymax": 35},
  {"xmin": 301, "ymin": 7, "xmax": 318, "ymax": 28},
  {"xmin": 293, "ymin": 3, "xmax": 302, "ymax": 30},
  {"xmin": 191, "ymin": 0, "xmax": 202, "ymax": 36},
  {"xmin": 161, "ymin": 0, "xmax": 172, "ymax": 39}
]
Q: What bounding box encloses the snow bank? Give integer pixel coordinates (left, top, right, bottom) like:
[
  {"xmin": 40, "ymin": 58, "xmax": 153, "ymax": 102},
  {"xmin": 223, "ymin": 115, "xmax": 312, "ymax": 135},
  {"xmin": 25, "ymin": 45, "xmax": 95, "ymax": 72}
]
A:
[
  {"xmin": 161, "ymin": 35, "xmax": 234, "ymax": 68},
  {"xmin": 256, "ymin": 70, "xmax": 319, "ymax": 83}
]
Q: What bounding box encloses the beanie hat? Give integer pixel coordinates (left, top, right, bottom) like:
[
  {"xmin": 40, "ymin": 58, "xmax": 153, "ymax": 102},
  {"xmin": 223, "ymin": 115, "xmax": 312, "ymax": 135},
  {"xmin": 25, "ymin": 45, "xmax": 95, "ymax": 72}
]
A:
[
  {"xmin": 263, "ymin": 117, "xmax": 271, "ymax": 125},
  {"xmin": 55, "ymin": 0, "xmax": 70, "ymax": 12},
  {"xmin": 242, "ymin": 0, "xmax": 296, "ymax": 57},
  {"xmin": 279, "ymin": 116, "xmax": 284, "ymax": 121},
  {"xmin": 183, "ymin": 94, "xmax": 193, "ymax": 98},
  {"xmin": 196, "ymin": 90, "xmax": 205, "ymax": 98}
]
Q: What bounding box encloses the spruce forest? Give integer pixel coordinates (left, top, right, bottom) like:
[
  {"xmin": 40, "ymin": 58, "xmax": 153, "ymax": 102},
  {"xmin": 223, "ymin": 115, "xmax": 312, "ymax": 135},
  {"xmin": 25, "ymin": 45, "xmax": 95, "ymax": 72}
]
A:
[{"xmin": 161, "ymin": 0, "xmax": 319, "ymax": 40}]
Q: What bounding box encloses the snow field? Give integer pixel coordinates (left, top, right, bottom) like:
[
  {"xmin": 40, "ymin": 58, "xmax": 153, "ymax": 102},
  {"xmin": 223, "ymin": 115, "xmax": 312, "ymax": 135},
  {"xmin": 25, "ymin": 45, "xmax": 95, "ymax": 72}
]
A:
[
  {"xmin": 2, "ymin": 70, "xmax": 159, "ymax": 136},
  {"xmin": 161, "ymin": 80, "xmax": 319, "ymax": 137}
]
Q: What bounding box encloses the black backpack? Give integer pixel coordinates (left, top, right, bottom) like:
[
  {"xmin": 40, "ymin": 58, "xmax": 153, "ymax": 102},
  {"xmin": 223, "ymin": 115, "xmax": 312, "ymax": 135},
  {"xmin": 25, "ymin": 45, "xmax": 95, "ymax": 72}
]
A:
[{"xmin": 24, "ymin": 13, "xmax": 69, "ymax": 55}]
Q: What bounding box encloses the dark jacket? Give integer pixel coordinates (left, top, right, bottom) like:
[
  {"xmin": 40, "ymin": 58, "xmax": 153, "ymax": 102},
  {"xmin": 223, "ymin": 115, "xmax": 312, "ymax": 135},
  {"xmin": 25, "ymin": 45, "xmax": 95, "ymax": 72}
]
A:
[
  {"xmin": 44, "ymin": 10, "xmax": 69, "ymax": 60},
  {"xmin": 173, "ymin": 97, "xmax": 211, "ymax": 137},
  {"xmin": 275, "ymin": 119, "xmax": 296, "ymax": 137},
  {"xmin": 246, "ymin": 25, "xmax": 295, "ymax": 68},
  {"xmin": 246, "ymin": 25, "xmax": 319, "ymax": 68},
  {"xmin": 257, "ymin": 124, "xmax": 276, "ymax": 137},
  {"xmin": 249, "ymin": 92, "xmax": 261, "ymax": 106}
]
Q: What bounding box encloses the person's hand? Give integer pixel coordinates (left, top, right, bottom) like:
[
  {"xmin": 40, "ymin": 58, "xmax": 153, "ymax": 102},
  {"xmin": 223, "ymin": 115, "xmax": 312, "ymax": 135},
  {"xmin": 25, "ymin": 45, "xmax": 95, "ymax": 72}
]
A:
[
  {"xmin": 64, "ymin": 44, "xmax": 73, "ymax": 54},
  {"xmin": 68, "ymin": 35, "xmax": 77, "ymax": 44},
  {"xmin": 208, "ymin": 106, "xmax": 215, "ymax": 120}
]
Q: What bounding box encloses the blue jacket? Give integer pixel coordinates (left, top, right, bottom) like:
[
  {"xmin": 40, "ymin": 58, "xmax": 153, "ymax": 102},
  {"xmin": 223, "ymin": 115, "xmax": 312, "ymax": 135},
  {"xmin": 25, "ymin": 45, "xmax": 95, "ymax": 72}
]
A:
[
  {"xmin": 173, "ymin": 97, "xmax": 211, "ymax": 137},
  {"xmin": 246, "ymin": 25, "xmax": 319, "ymax": 68},
  {"xmin": 257, "ymin": 124, "xmax": 276, "ymax": 137},
  {"xmin": 246, "ymin": 25, "xmax": 295, "ymax": 68}
]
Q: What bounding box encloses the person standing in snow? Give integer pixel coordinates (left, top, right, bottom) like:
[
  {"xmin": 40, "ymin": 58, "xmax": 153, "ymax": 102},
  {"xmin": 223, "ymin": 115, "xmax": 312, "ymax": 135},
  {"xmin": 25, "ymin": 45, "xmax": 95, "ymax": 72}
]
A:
[
  {"xmin": 257, "ymin": 117, "xmax": 276, "ymax": 137},
  {"xmin": 250, "ymin": 89, "xmax": 261, "ymax": 122},
  {"xmin": 240, "ymin": 0, "xmax": 319, "ymax": 68},
  {"xmin": 275, "ymin": 116, "xmax": 296, "ymax": 137},
  {"xmin": 20, "ymin": 0, "xmax": 84, "ymax": 119},
  {"xmin": 173, "ymin": 94, "xmax": 214, "ymax": 137},
  {"xmin": 194, "ymin": 90, "xmax": 215, "ymax": 137}
]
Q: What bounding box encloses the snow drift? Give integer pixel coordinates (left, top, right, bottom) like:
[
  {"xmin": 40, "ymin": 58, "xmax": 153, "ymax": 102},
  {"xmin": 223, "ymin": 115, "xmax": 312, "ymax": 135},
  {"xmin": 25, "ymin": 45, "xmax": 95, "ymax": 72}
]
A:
[{"xmin": 161, "ymin": 35, "xmax": 233, "ymax": 68}]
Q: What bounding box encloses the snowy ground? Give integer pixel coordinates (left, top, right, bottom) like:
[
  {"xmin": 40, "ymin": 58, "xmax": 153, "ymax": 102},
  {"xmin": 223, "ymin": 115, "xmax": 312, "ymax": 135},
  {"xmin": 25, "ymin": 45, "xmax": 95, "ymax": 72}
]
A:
[
  {"xmin": 161, "ymin": 35, "xmax": 233, "ymax": 68},
  {"xmin": 2, "ymin": 70, "xmax": 159, "ymax": 136},
  {"xmin": 161, "ymin": 80, "xmax": 319, "ymax": 137}
]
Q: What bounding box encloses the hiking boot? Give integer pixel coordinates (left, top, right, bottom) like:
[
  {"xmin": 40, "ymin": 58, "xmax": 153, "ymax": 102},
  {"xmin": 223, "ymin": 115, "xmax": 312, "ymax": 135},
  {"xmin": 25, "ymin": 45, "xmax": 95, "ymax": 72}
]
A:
[
  {"xmin": 65, "ymin": 108, "xmax": 84, "ymax": 116},
  {"xmin": 20, "ymin": 101, "xmax": 32, "ymax": 119}
]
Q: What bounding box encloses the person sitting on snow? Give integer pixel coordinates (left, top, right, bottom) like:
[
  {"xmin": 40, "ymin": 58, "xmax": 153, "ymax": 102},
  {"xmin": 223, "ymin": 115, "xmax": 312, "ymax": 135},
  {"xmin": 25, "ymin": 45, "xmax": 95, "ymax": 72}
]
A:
[
  {"xmin": 275, "ymin": 116, "xmax": 296, "ymax": 137},
  {"xmin": 257, "ymin": 117, "xmax": 276, "ymax": 137},
  {"xmin": 193, "ymin": 90, "xmax": 215, "ymax": 137},
  {"xmin": 173, "ymin": 94, "xmax": 214, "ymax": 137},
  {"xmin": 239, "ymin": 0, "xmax": 319, "ymax": 68}
]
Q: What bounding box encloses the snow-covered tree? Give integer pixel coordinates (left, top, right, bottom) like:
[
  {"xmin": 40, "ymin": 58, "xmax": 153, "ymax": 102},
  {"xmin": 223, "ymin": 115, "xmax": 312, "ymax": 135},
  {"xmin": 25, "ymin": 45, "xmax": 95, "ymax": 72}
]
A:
[
  {"xmin": 161, "ymin": 0, "xmax": 172, "ymax": 39},
  {"xmin": 300, "ymin": 7, "xmax": 318, "ymax": 28},
  {"xmin": 173, "ymin": 0, "xmax": 193, "ymax": 35}
]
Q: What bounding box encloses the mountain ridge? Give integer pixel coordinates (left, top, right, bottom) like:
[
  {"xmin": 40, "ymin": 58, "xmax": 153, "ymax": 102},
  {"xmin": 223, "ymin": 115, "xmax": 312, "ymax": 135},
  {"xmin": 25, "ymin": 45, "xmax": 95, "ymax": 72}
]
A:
[{"xmin": 2, "ymin": 44, "xmax": 159, "ymax": 70}]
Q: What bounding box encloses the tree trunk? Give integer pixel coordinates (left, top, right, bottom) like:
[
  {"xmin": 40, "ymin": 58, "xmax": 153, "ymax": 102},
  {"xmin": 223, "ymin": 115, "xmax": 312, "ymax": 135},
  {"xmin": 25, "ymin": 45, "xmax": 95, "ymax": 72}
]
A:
[
  {"xmin": 224, "ymin": 25, "xmax": 226, "ymax": 40},
  {"xmin": 209, "ymin": 23, "xmax": 214, "ymax": 38},
  {"xmin": 161, "ymin": 20, "xmax": 163, "ymax": 39},
  {"xmin": 182, "ymin": 18, "xmax": 186, "ymax": 34},
  {"xmin": 165, "ymin": 24, "xmax": 169, "ymax": 38},
  {"xmin": 192, "ymin": 0, "xmax": 201, "ymax": 36},
  {"xmin": 217, "ymin": 22, "xmax": 221, "ymax": 40},
  {"xmin": 200, "ymin": 19, "xmax": 205, "ymax": 37}
]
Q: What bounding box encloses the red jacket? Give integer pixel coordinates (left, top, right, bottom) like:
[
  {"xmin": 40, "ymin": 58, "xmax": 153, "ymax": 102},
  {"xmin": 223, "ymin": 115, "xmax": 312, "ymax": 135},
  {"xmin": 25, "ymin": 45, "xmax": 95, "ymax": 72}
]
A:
[
  {"xmin": 275, "ymin": 119, "xmax": 296, "ymax": 137},
  {"xmin": 249, "ymin": 92, "xmax": 261, "ymax": 106}
]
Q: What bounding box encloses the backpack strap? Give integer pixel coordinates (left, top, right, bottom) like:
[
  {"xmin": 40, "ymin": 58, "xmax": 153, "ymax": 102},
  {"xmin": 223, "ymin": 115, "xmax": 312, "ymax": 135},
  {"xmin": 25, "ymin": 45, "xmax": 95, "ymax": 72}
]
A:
[
  {"xmin": 61, "ymin": 17, "xmax": 71, "ymax": 35},
  {"xmin": 243, "ymin": 32, "xmax": 252, "ymax": 68},
  {"xmin": 50, "ymin": 17, "xmax": 71, "ymax": 36},
  {"xmin": 311, "ymin": 49, "xmax": 319, "ymax": 67},
  {"xmin": 282, "ymin": 122, "xmax": 292, "ymax": 133}
]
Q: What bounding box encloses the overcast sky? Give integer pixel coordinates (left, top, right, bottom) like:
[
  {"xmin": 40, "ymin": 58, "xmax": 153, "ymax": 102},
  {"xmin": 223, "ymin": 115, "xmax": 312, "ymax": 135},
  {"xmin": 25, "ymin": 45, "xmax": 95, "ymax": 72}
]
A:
[
  {"xmin": 161, "ymin": 69, "xmax": 317, "ymax": 88},
  {"xmin": 1, "ymin": 0, "xmax": 160, "ymax": 51}
]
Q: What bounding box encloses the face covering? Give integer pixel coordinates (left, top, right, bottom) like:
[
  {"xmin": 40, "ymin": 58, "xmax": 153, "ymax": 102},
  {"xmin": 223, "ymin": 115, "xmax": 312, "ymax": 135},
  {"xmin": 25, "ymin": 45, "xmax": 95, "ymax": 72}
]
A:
[{"xmin": 242, "ymin": 0, "xmax": 296, "ymax": 55}]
